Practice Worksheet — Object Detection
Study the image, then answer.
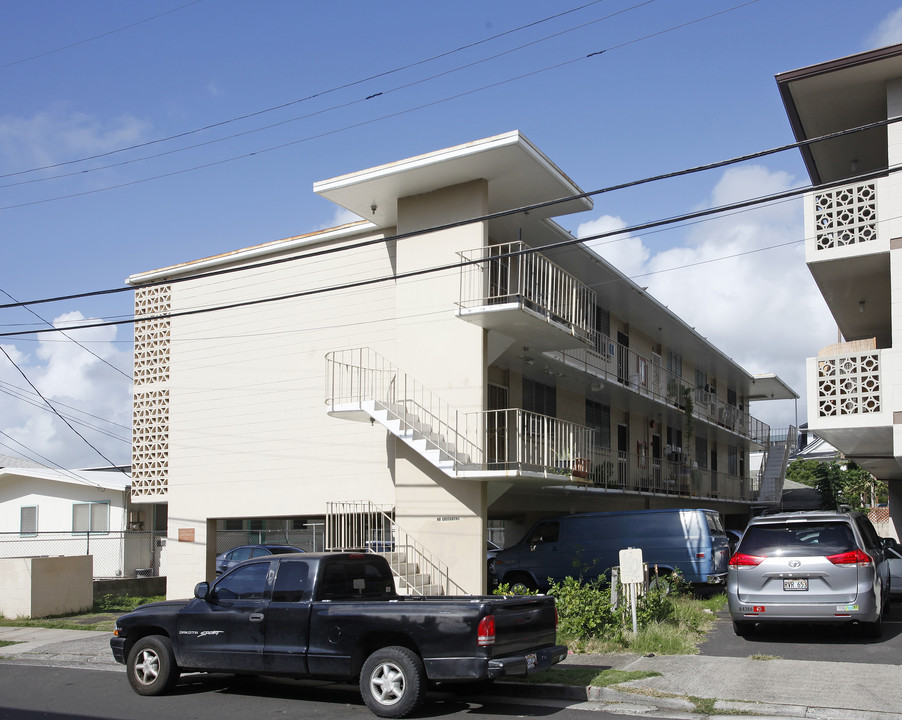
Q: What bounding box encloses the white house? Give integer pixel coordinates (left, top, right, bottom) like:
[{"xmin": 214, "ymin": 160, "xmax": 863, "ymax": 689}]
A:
[{"xmin": 0, "ymin": 455, "xmax": 162, "ymax": 578}]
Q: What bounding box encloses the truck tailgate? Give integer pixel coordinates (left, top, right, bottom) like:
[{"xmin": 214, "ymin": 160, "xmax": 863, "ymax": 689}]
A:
[{"xmin": 490, "ymin": 596, "xmax": 558, "ymax": 655}]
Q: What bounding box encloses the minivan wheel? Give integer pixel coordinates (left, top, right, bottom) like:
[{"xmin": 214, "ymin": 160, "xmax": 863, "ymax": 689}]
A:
[{"xmin": 732, "ymin": 620, "xmax": 755, "ymax": 637}]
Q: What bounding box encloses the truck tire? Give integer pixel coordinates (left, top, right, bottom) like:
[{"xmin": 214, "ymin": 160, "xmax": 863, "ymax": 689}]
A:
[
  {"xmin": 360, "ymin": 646, "xmax": 426, "ymax": 718},
  {"xmin": 126, "ymin": 635, "xmax": 180, "ymax": 696}
]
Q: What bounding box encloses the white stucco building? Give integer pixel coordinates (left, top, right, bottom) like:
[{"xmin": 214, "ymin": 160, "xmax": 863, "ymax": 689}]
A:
[
  {"xmin": 127, "ymin": 131, "xmax": 793, "ymax": 598},
  {"xmin": 777, "ymin": 44, "xmax": 902, "ymax": 536}
]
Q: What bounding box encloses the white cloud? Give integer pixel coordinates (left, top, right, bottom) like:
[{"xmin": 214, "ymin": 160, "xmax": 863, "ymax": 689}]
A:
[
  {"xmin": 579, "ymin": 165, "xmax": 836, "ymax": 431},
  {"xmin": 0, "ymin": 311, "xmax": 132, "ymax": 469},
  {"xmin": 0, "ymin": 108, "xmax": 150, "ymax": 171},
  {"xmin": 319, "ymin": 206, "xmax": 366, "ymax": 230},
  {"xmin": 867, "ymin": 5, "xmax": 902, "ymax": 48}
]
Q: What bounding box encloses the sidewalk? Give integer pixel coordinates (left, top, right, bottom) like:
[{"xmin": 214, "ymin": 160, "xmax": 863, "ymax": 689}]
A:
[{"xmin": 2, "ymin": 625, "xmax": 901, "ymax": 719}]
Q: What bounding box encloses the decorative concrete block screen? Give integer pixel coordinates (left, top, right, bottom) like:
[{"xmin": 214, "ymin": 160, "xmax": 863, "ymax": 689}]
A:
[
  {"xmin": 817, "ymin": 352, "xmax": 881, "ymax": 417},
  {"xmin": 0, "ymin": 556, "xmax": 93, "ymax": 619},
  {"xmin": 813, "ymin": 182, "xmax": 877, "ymax": 250}
]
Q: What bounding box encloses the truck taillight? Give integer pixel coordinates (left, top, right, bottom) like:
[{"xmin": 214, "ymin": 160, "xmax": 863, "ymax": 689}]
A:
[{"xmin": 477, "ymin": 615, "xmax": 495, "ymax": 646}]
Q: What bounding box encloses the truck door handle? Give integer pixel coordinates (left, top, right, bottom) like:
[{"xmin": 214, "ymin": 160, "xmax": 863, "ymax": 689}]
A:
[{"xmin": 249, "ymin": 613, "xmax": 264, "ymax": 622}]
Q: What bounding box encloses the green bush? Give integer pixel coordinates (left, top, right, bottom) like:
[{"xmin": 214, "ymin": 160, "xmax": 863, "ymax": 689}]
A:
[{"xmin": 548, "ymin": 576, "xmax": 618, "ymax": 639}]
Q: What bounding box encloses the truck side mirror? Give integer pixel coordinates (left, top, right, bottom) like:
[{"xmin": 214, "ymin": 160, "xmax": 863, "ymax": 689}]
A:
[{"xmin": 194, "ymin": 581, "xmax": 210, "ymax": 600}]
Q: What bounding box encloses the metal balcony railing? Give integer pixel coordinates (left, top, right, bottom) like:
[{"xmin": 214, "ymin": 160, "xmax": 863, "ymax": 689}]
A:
[
  {"xmin": 326, "ymin": 349, "xmax": 762, "ymax": 501},
  {"xmin": 475, "ymin": 408, "xmax": 596, "ymax": 479},
  {"xmin": 545, "ymin": 339, "xmax": 770, "ymax": 446},
  {"xmin": 457, "ymin": 242, "xmax": 595, "ymax": 343},
  {"xmin": 581, "ymin": 447, "xmax": 759, "ymax": 502}
]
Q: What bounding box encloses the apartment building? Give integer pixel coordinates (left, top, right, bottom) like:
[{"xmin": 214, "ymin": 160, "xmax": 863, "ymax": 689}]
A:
[
  {"xmin": 128, "ymin": 131, "xmax": 792, "ymax": 598},
  {"xmin": 777, "ymin": 45, "xmax": 902, "ymax": 536}
]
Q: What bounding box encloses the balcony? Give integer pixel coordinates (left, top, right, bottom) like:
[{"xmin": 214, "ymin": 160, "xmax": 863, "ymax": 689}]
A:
[
  {"xmin": 804, "ymin": 179, "xmax": 891, "ymax": 344},
  {"xmin": 325, "ymin": 349, "xmax": 763, "ymax": 501},
  {"xmin": 545, "ymin": 341, "xmax": 770, "ymax": 447},
  {"xmin": 456, "ymin": 242, "xmax": 595, "ymax": 351},
  {"xmin": 807, "ymin": 344, "xmax": 898, "ymax": 479}
]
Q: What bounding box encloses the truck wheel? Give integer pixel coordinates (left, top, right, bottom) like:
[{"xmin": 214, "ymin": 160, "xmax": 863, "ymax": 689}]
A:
[
  {"xmin": 127, "ymin": 635, "xmax": 180, "ymax": 696},
  {"xmin": 360, "ymin": 646, "xmax": 426, "ymax": 718}
]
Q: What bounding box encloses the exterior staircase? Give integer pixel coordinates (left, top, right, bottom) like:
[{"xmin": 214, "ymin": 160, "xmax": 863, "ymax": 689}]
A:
[
  {"xmin": 756, "ymin": 427, "xmax": 797, "ymax": 505},
  {"xmin": 325, "ymin": 501, "xmax": 466, "ymax": 596}
]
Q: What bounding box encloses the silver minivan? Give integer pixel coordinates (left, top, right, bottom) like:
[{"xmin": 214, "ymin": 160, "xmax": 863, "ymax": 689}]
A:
[{"xmin": 727, "ymin": 510, "xmax": 891, "ymax": 637}]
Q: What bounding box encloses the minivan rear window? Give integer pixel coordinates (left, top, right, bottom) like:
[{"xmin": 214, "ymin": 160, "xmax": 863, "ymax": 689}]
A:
[{"xmin": 740, "ymin": 522, "xmax": 856, "ymax": 557}]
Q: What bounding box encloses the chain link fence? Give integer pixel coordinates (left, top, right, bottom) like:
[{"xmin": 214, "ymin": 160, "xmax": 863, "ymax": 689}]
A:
[{"xmin": 0, "ymin": 531, "xmax": 167, "ymax": 579}]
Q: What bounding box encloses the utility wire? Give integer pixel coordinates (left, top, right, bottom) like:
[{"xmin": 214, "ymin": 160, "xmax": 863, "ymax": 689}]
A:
[
  {"xmin": 0, "ymin": 162, "xmax": 889, "ymax": 340},
  {"xmin": 0, "ymin": 0, "xmax": 613, "ymax": 180},
  {"xmin": 0, "ymin": 0, "xmax": 206, "ymax": 71},
  {"xmin": 0, "ymin": 345, "xmax": 128, "ymax": 474},
  {"xmin": 0, "ymin": 0, "xmax": 756, "ymax": 210},
  {"xmin": 0, "ymin": 0, "xmax": 658, "ymax": 192},
  {"xmin": 0, "ymin": 112, "xmax": 895, "ymax": 313},
  {"xmin": 0, "ymin": 288, "xmax": 131, "ymax": 379}
]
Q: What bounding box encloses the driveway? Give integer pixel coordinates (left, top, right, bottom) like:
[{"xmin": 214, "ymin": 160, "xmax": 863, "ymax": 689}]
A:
[{"xmin": 699, "ymin": 602, "xmax": 902, "ymax": 664}]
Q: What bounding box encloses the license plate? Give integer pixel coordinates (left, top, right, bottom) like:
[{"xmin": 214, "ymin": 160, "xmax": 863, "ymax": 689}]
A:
[
  {"xmin": 783, "ymin": 578, "xmax": 808, "ymax": 591},
  {"xmin": 526, "ymin": 653, "xmax": 537, "ymax": 670}
]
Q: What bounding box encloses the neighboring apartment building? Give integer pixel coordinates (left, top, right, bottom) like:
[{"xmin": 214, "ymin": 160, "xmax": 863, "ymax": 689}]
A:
[
  {"xmin": 776, "ymin": 44, "xmax": 902, "ymax": 537},
  {"xmin": 127, "ymin": 131, "xmax": 793, "ymax": 598}
]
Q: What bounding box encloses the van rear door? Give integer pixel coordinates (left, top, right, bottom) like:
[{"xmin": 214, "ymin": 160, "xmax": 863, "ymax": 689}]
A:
[{"xmin": 704, "ymin": 511, "xmax": 731, "ymax": 577}]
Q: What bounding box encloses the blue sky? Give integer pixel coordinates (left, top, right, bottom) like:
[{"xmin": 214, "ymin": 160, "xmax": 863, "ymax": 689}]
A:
[{"xmin": 2, "ymin": 0, "xmax": 902, "ymax": 468}]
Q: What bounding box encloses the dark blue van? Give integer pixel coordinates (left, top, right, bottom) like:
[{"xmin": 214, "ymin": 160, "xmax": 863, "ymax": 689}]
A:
[{"xmin": 491, "ymin": 508, "xmax": 731, "ymax": 591}]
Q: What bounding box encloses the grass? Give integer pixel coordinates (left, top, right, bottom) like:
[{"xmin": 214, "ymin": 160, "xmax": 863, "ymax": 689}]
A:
[
  {"xmin": 560, "ymin": 592, "xmax": 726, "ymax": 656},
  {"xmin": 0, "ymin": 594, "xmax": 163, "ymax": 633}
]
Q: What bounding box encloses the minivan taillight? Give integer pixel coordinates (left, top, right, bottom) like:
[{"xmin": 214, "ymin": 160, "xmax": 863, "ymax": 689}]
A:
[
  {"xmin": 827, "ymin": 549, "xmax": 872, "ymax": 567},
  {"xmin": 477, "ymin": 615, "xmax": 495, "ymax": 646},
  {"xmin": 729, "ymin": 553, "xmax": 765, "ymax": 567}
]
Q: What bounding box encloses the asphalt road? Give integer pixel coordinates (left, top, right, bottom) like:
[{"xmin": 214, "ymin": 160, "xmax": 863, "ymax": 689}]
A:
[
  {"xmin": 699, "ymin": 601, "xmax": 902, "ymax": 664},
  {"xmin": 0, "ymin": 665, "xmax": 624, "ymax": 720}
]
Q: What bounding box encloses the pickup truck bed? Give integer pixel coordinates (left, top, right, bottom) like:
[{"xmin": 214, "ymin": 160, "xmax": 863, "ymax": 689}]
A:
[{"xmin": 111, "ymin": 552, "xmax": 566, "ymax": 717}]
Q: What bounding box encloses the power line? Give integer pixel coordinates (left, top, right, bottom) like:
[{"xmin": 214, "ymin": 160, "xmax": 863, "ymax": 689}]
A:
[
  {"xmin": 0, "ymin": 112, "xmax": 896, "ymax": 314},
  {"xmin": 0, "ymin": 1, "xmax": 757, "ymax": 210},
  {"xmin": 0, "ymin": 162, "xmax": 888, "ymax": 340},
  {"xmin": 0, "ymin": 0, "xmax": 613, "ymax": 181},
  {"xmin": 0, "ymin": 345, "xmax": 128, "ymax": 474},
  {"xmin": 0, "ymin": 0, "xmax": 206, "ymax": 71},
  {"xmin": 0, "ymin": 0, "xmax": 659, "ymax": 193}
]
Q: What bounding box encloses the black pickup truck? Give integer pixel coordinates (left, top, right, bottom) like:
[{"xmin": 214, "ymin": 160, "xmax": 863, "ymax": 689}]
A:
[{"xmin": 111, "ymin": 552, "xmax": 567, "ymax": 717}]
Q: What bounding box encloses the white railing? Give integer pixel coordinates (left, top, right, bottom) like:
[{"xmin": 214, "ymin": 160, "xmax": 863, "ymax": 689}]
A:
[
  {"xmin": 326, "ymin": 348, "xmax": 763, "ymax": 501},
  {"xmin": 457, "ymin": 242, "xmax": 595, "ymax": 343},
  {"xmin": 477, "ymin": 408, "xmax": 595, "ymax": 479},
  {"xmin": 325, "ymin": 348, "xmax": 482, "ymax": 466},
  {"xmin": 546, "ymin": 339, "xmax": 770, "ymax": 446},
  {"xmin": 325, "ymin": 501, "xmax": 466, "ymax": 596}
]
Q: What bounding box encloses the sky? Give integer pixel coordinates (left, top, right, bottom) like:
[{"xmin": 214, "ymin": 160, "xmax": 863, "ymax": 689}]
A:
[{"xmin": 2, "ymin": 0, "xmax": 902, "ymax": 469}]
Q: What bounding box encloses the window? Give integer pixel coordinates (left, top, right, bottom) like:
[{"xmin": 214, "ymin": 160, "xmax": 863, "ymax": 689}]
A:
[
  {"xmin": 523, "ymin": 378, "xmax": 556, "ymax": 416},
  {"xmin": 72, "ymin": 502, "xmax": 109, "ymax": 534},
  {"xmin": 272, "ymin": 561, "xmax": 311, "ymax": 603},
  {"xmin": 214, "ymin": 562, "xmax": 270, "ymax": 601},
  {"xmin": 20, "ymin": 506, "xmax": 37, "ymax": 536},
  {"xmin": 667, "ymin": 351, "xmax": 682, "ymax": 377},
  {"xmin": 585, "ymin": 400, "xmax": 610, "ymax": 449},
  {"xmin": 224, "ymin": 518, "xmax": 243, "ymax": 531}
]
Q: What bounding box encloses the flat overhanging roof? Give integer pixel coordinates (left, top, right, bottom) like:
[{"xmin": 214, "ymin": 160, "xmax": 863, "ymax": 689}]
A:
[
  {"xmin": 776, "ymin": 43, "xmax": 902, "ymax": 185},
  {"xmin": 748, "ymin": 373, "xmax": 799, "ymax": 402},
  {"xmin": 313, "ymin": 131, "xmax": 593, "ymax": 229}
]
